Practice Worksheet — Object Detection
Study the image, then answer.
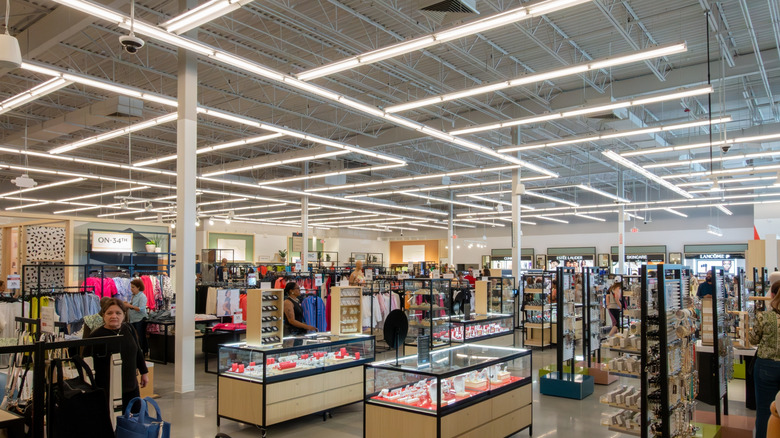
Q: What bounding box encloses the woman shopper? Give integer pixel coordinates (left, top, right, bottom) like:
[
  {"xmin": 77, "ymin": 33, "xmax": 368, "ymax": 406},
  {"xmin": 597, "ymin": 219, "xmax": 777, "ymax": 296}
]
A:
[
  {"xmin": 86, "ymin": 298, "xmax": 148, "ymax": 413},
  {"xmin": 283, "ymin": 282, "xmax": 316, "ymax": 336},
  {"xmin": 606, "ymin": 283, "xmax": 622, "ymax": 337},
  {"xmin": 125, "ymin": 279, "xmax": 148, "ymax": 355},
  {"xmin": 749, "ymin": 281, "xmax": 780, "ymax": 438}
]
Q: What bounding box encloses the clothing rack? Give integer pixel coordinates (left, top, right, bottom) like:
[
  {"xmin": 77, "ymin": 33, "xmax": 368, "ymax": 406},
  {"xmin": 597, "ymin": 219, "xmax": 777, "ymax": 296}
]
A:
[{"xmin": 0, "ymin": 334, "xmax": 123, "ymax": 438}]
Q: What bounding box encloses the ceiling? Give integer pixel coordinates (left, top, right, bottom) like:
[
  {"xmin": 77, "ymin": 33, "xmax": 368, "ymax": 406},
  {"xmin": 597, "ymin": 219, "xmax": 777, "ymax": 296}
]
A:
[{"xmin": 1, "ymin": 0, "xmax": 779, "ymax": 233}]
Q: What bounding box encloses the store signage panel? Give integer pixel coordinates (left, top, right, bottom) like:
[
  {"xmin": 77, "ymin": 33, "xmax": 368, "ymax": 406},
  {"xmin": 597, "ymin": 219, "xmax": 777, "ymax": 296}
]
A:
[
  {"xmin": 91, "ymin": 231, "xmax": 134, "ymax": 252},
  {"xmin": 291, "ymin": 232, "xmax": 303, "ymax": 253},
  {"xmin": 686, "ymin": 253, "xmax": 744, "ymax": 259}
]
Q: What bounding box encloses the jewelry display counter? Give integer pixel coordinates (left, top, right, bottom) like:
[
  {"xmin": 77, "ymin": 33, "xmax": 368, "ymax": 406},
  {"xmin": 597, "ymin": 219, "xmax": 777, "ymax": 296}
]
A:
[
  {"xmin": 446, "ymin": 313, "xmax": 514, "ymax": 347},
  {"xmin": 217, "ymin": 334, "xmax": 375, "ymax": 435},
  {"xmin": 364, "ymin": 344, "xmax": 532, "ymax": 438}
]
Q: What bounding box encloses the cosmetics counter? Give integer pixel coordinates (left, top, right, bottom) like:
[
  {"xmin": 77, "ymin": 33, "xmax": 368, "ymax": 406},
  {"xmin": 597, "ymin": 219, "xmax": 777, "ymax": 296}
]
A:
[
  {"xmin": 364, "ymin": 344, "xmax": 532, "ymax": 438},
  {"xmin": 217, "ymin": 334, "xmax": 375, "ymax": 433}
]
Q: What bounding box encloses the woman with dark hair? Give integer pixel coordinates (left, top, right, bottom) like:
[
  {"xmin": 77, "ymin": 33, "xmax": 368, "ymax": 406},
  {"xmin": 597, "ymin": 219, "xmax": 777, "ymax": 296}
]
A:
[
  {"xmin": 283, "ymin": 282, "xmax": 316, "ymax": 336},
  {"xmin": 86, "ymin": 297, "xmax": 148, "ymax": 413},
  {"xmin": 606, "ymin": 283, "xmax": 623, "ymax": 337},
  {"xmin": 749, "ymin": 282, "xmax": 780, "ymax": 438},
  {"xmin": 125, "ymin": 278, "xmax": 148, "ymax": 355}
]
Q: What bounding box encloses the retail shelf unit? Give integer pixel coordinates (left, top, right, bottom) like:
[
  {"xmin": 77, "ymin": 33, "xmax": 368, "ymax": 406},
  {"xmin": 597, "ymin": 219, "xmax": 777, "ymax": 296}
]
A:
[
  {"xmin": 727, "ymin": 268, "xmax": 752, "ymax": 348},
  {"xmin": 540, "ymin": 267, "xmax": 594, "ymax": 400},
  {"xmin": 698, "ymin": 266, "xmax": 733, "ymax": 425},
  {"xmin": 364, "ymin": 344, "xmax": 533, "ymax": 438},
  {"xmin": 447, "ymin": 313, "xmax": 514, "ymax": 346},
  {"xmin": 330, "ymin": 286, "xmax": 363, "ymax": 335},
  {"xmin": 477, "ymin": 277, "xmax": 516, "ymax": 320},
  {"xmin": 246, "ymin": 289, "xmax": 284, "ymax": 346},
  {"xmin": 640, "ymin": 264, "xmax": 698, "ymax": 438},
  {"xmin": 521, "ymin": 272, "xmax": 553, "ymax": 349},
  {"xmin": 217, "ymin": 334, "xmax": 374, "ymax": 435},
  {"xmin": 581, "ymin": 267, "xmax": 616, "ymax": 385},
  {"xmin": 403, "ymin": 278, "xmax": 453, "ymax": 355},
  {"xmin": 604, "ymin": 274, "xmax": 642, "ymax": 379}
]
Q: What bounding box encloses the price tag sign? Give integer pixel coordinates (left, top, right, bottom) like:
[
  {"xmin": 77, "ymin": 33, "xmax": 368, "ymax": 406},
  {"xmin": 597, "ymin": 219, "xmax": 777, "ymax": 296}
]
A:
[
  {"xmin": 247, "ymin": 273, "xmax": 257, "ymax": 286},
  {"xmin": 295, "ymin": 262, "xmax": 302, "ymax": 272},
  {"xmin": 417, "ymin": 335, "xmax": 431, "ymax": 368},
  {"xmin": 339, "ymin": 279, "xmax": 350, "ymax": 287},
  {"xmin": 260, "ymin": 282, "xmax": 272, "ymax": 289},
  {"xmin": 6, "ymin": 274, "xmax": 20, "ymax": 290},
  {"xmin": 365, "ymin": 269, "xmax": 373, "ymax": 281},
  {"xmin": 233, "ymin": 310, "xmax": 243, "ymax": 324},
  {"xmin": 40, "ymin": 306, "xmax": 55, "ymax": 334},
  {"xmin": 315, "ymin": 275, "xmax": 323, "ymax": 287}
]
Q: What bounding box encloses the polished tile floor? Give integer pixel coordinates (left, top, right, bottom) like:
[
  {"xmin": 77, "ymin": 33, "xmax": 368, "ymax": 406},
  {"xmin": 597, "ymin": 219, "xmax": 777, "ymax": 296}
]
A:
[{"xmin": 149, "ymin": 331, "xmax": 756, "ymax": 438}]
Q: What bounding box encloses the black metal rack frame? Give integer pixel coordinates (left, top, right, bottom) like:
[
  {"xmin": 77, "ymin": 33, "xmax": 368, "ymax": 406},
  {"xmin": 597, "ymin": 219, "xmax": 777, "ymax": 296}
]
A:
[
  {"xmin": 520, "ymin": 271, "xmax": 553, "ymax": 349},
  {"xmin": 555, "ymin": 267, "xmax": 576, "ymax": 377},
  {"xmin": 582, "ymin": 267, "xmax": 603, "ymax": 366}
]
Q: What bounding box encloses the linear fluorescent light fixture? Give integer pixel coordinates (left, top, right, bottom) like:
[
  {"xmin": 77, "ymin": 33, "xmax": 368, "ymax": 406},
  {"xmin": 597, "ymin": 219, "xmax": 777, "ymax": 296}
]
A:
[
  {"xmin": 162, "ymin": 0, "xmax": 253, "ymax": 34},
  {"xmin": 0, "ymin": 177, "xmax": 85, "ymax": 197},
  {"xmin": 574, "ymin": 213, "xmax": 606, "ymax": 222},
  {"xmin": 663, "ymin": 207, "xmax": 688, "ymax": 218},
  {"xmin": 0, "ymin": 78, "xmax": 72, "ymax": 115},
  {"xmin": 257, "ymin": 164, "xmax": 405, "ymax": 186},
  {"xmin": 622, "ymin": 132, "xmax": 780, "ymax": 158},
  {"xmin": 49, "ymin": 113, "xmax": 178, "ymax": 154},
  {"xmin": 706, "ymin": 224, "xmax": 723, "ymax": 237},
  {"xmin": 536, "ymin": 216, "xmax": 569, "ymax": 224},
  {"xmin": 296, "ymin": 0, "xmax": 592, "ymax": 81},
  {"xmin": 644, "ymin": 150, "xmax": 780, "ymax": 169},
  {"xmin": 602, "ymin": 150, "xmax": 694, "ymax": 199},
  {"xmin": 386, "ymin": 42, "xmax": 687, "ymax": 113},
  {"xmin": 451, "ymin": 86, "xmax": 712, "ymax": 136},
  {"xmin": 500, "ymin": 116, "xmax": 731, "ymax": 154},
  {"xmin": 576, "ymin": 184, "xmax": 631, "ymax": 203},
  {"xmin": 524, "ymin": 190, "xmax": 580, "ymax": 207},
  {"xmin": 715, "ymin": 205, "xmax": 733, "ymax": 215},
  {"xmin": 134, "ymin": 132, "xmax": 284, "ymax": 166},
  {"xmin": 661, "ymin": 164, "xmax": 780, "ymax": 180}
]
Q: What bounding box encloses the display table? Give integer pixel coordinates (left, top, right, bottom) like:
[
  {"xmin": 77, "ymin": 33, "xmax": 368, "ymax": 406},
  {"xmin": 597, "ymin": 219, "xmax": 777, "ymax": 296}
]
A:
[
  {"xmin": 203, "ymin": 327, "xmax": 246, "ymax": 374},
  {"xmin": 364, "ymin": 344, "xmax": 532, "ymax": 438},
  {"xmin": 446, "ymin": 313, "xmax": 514, "ymax": 347},
  {"xmin": 217, "ymin": 334, "xmax": 375, "ymax": 434}
]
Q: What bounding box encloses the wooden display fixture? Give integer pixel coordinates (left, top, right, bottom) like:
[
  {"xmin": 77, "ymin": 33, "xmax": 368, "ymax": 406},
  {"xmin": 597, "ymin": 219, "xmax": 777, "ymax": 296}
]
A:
[
  {"xmin": 218, "ymin": 366, "xmax": 363, "ymax": 428},
  {"xmin": 474, "ymin": 280, "xmax": 489, "ymax": 314},
  {"xmin": 246, "ymin": 289, "xmax": 284, "ymax": 346},
  {"xmin": 364, "ymin": 383, "xmax": 532, "ymax": 438},
  {"xmin": 330, "ymin": 286, "xmax": 362, "ymax": 335}
]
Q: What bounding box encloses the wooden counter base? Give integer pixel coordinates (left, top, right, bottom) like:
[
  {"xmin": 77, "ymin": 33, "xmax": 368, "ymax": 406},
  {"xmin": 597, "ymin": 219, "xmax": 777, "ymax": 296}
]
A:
[
  {"xmin": 365, "ymin": 382, "xmax": 532, "ymax": 438},
  {"xmin": 218, "ymin": 366, "xmax": 363, "ymax": 427}
]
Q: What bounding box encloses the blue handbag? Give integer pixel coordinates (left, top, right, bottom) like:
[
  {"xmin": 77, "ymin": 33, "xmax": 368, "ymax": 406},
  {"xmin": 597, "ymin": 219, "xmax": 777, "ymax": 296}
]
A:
[{"xmin": 115, "ymin": 397, "xmax": 171, "ymax": 438}]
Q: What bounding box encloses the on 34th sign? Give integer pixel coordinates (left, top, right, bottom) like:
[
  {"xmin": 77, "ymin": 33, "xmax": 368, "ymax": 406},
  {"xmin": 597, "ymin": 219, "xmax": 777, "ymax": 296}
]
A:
[{"xmin": 91, "ymin": 231, "xmax": 134, "ymax": 252}]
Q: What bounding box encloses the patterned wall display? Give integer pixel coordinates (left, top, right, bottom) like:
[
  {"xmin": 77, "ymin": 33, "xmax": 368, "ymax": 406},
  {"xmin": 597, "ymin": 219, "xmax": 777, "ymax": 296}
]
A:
[{"xmin": 24, "ymin": 226, "xmax": 66, "ymax": 291}]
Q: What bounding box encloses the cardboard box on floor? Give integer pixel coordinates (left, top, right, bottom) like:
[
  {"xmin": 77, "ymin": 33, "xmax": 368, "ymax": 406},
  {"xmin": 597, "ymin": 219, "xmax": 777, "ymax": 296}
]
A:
[{"xmin": 139, "ymin": 361, "xmax": 155, "ymax": 398}]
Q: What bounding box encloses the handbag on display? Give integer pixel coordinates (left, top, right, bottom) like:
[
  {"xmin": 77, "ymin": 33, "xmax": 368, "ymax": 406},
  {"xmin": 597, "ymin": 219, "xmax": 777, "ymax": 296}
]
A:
[
  {"xmin": 49, "ymin": 356, "xmax": 114, "ymax": 437},
  {"xmin": 116, "ymin": 397, "xmax": 171, "ymax": 438}
]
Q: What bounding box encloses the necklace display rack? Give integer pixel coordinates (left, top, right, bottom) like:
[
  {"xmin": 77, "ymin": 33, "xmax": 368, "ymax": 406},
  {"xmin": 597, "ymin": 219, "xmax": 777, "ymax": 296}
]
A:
[
  {"xmin": 578, "ymin": 267, "xmax": 618, "ymax": 385},
  {"xmin": 539, "ymin": 267, "xmax": 595, "ymax": 400}
]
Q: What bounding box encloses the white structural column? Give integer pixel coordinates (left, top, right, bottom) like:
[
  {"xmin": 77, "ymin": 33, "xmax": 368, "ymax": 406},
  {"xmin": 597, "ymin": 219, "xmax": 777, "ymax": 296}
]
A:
[
  {"xmin": 302, "ymin": 162, "xmax": 309, "ymax": 269},
  {"xmin": 448, "ymin": 194, "xmax": 454, "ymax": 268},
  {"xmin": 511, "ymin": 169, "xmax": 522, "ymax": 279},
  {"xmin": 174, "ymin": 0, "xmax": 197, "ymax": 393},
  {"xmin": 511, "ymin": 127, "xmax": 522, "ymax": 279},
  {"xmin": 617, "ymin": 171, "xmax": 625, "ymax": 275}
]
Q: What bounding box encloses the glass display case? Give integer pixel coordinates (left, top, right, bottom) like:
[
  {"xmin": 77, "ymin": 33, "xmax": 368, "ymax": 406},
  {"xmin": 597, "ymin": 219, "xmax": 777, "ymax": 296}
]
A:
[
  {"xmin": 521, "ymin": 272, "xmax": 553, "ymax": 348},
  {"xmin": 366, "ymin": 344, "xmax": 531, "ymax": 413},
  {"xmin": 446, "ymin": 313, "xmax": 513, "ymax": 344},
  {"xmin": 488, "ymin": 276, "xmax": 516, "ymax": 315},
  {"xmin": 403, "ymin": 278, "xmax": 453, "ymax": 350},
  {"xmin": 218, "ymin": 333, "xmax": 375, "ymax": 383}
]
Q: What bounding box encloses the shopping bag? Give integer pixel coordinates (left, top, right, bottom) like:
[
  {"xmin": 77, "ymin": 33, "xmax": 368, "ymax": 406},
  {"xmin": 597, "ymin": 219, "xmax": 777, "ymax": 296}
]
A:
[
  {"xmin": 49, "ymin": 356, "xmax": 114, "ymax": 437},
  {"xmin": 116, "ymin": 397, "xmax": 171, "ymax": 438}
]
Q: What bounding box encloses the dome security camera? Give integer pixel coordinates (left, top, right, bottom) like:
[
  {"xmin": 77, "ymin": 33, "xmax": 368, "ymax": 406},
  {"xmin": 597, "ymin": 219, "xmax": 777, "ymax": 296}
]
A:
[
  {"xmin": 721, "ymin": 144, "xmax": 731, "ymax": 154},
  {"xmin": 119, "ymin": 35, "xmax": 145, "ymax": 54}
]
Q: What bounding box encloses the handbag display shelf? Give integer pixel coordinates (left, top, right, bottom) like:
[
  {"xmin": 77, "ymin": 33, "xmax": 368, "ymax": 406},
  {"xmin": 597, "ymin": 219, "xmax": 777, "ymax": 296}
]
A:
[
  {"xmin": 364, "ymin": 344, "xmax": 533, "ymax": 438},
  {"xmin": 216, "ymin": 333, "xmax": 375, "ymax": 436},
  {"xmin": 402, "ymin": 278, "xmax": 453, "ymax": 356},
  {"xmin": 0, "ymin": 334, "xmax": 122, "ymax": 438}
]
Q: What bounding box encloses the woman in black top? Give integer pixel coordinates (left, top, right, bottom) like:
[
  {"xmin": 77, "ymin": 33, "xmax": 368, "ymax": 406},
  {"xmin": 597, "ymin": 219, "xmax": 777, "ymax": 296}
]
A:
[
  {"xmin": 86, "ymin": 297, "xmax": 148, "ymax": 413},
  {"xmin": 283, "ymin": 282, "xmax": 316, "ymax": 336}
]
